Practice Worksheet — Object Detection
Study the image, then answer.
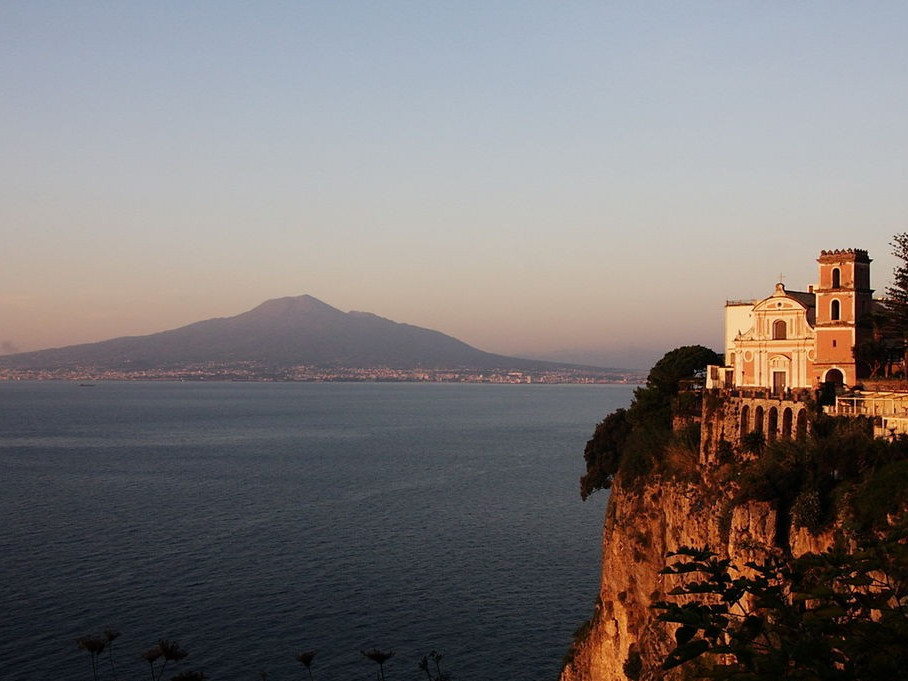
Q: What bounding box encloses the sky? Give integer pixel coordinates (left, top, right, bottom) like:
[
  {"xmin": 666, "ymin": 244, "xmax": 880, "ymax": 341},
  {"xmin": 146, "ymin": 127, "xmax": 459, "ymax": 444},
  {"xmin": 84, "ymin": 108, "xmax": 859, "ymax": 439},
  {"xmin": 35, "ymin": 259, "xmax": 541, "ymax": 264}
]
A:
[{"xmin": 1, "ymin": 2, "xmax": 906, "ymax": 369}]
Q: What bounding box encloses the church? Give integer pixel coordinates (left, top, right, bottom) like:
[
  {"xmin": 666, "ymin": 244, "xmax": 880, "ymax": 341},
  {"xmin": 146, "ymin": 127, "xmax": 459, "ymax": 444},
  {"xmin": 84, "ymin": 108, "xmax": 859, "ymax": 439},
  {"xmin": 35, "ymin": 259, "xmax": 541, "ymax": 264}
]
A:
[{"xmin": 707, "ymin": 249, "xmax": 874, "ymax": 392}]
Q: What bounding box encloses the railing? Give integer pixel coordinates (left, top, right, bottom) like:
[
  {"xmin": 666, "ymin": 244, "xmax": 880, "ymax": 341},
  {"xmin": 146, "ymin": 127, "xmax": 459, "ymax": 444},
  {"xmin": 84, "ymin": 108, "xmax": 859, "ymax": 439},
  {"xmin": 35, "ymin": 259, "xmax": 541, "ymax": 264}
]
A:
[
  {"xmin": 827, "ymin": 391, "xmax": 908, "ymax": 437},
  {"xmin": 830, "ymin": 392, "xmax": 908, "ymax": 417}
]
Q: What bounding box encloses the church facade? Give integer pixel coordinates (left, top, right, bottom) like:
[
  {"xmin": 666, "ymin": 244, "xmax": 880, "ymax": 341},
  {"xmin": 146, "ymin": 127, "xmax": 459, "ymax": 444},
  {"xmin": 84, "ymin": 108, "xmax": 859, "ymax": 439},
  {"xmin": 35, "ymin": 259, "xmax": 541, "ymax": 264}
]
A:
[{"xmin": 707, "ymin": 248, "xmax": 874, "ymax": 392}]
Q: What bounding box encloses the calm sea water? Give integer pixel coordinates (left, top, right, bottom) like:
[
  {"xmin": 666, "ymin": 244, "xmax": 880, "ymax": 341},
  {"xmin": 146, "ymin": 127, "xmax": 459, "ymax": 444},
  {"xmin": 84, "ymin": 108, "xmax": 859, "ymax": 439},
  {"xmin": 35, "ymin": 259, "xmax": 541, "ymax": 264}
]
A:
[{"xmin": 0, "ymin": 381, "xmax": 632, "ymax": 681}]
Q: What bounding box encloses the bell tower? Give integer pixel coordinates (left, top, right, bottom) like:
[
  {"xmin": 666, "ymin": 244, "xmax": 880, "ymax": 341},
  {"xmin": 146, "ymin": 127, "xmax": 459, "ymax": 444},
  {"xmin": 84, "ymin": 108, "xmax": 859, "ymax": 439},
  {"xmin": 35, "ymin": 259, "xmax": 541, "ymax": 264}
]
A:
[{"xmin": 813, "ymin": 249, "xmax": 873, "ymax": 386}]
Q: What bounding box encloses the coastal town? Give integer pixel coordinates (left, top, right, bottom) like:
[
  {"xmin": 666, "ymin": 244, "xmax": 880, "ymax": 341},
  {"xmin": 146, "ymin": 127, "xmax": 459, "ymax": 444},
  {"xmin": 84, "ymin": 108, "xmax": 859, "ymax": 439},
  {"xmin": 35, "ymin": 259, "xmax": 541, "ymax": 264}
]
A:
[{"xmin": 0, "ymin": 362, "xmax": 644, "ymax": 384}]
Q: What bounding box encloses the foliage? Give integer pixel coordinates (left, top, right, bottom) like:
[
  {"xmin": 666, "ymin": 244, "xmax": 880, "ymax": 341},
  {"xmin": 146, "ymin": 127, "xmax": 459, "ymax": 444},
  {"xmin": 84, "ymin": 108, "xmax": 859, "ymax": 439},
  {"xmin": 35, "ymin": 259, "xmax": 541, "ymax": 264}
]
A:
[
  {"xmin": 623, "ymin": 645, "xmax": 643, "ymax": 680},
  {"xmin": 731, "ymin": 413, "xmax": 908, "ymax": 534},
  {"xmin": 77, "ymin": 635, "xmax": 450, "ymax": 681},
  {"xmin": 653, "ymin": 537, "xmax": 908, "ymax": 681},
  {"xmin": 850, "ymin": 459, "xmax": 908, "ymax": 533},
  {"xmin": 646, "ymin": 346, "xmax": 721, "ymax": 397},
  {"xmin": 653, "ymin": 410, "xmax": 908, "ymax": 679},
  {"xmin": 142, "ymin": 639, "xmax": 189, "ymax": 681},
  {"xmin": 76, "ymin": 629, "xmax": 121, "ymax": 681},
  {"xmin": 76, "ymin": 635, "xmax": 106, "ymax": 681},
  {"xmin": 716, "ymin": 439, "xmax": 735, "ymax": 465},
  {"xmin": 736, "ymin": 438, "xmax": 807, "ymax": 506},
  {"xmin": 296, "ymin": 650, "xmax": 317, "ymax": 681},
  {"xmin": 740, "ymin": 431, "xmax": 764, "ymax": 455},
  {"xmin": 885, "ymin": 234, "xmax": 908, "ymax": 351},
  {"xmin": 581, "ymin": 409, "xmax": 631, "ymax": 499},
  {"xmin": 419, "ymin": 650, "xmax": 451, "ymax": 681},
  {"xmin": 362, "ymin": 648, "xmax": 395, "ymax": 681},
  {"xmin": 580, "ymin": 346, "xmax": 720, "ymax": 499},
  {"xmin": 675, "ymin": 422, "xmax": 702, "ymax": 453},
  {"xmin": 790, "ymin": 485, "xmax": 823, "ymax": 533}
]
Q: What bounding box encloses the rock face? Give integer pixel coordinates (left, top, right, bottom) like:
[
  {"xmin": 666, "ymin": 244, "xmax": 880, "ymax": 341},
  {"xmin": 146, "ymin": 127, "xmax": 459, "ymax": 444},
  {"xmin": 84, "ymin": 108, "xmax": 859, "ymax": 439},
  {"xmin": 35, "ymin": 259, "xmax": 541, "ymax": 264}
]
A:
[{"xmin": 561, "ymin": 395, "xmax": 837, "ymax": 681}]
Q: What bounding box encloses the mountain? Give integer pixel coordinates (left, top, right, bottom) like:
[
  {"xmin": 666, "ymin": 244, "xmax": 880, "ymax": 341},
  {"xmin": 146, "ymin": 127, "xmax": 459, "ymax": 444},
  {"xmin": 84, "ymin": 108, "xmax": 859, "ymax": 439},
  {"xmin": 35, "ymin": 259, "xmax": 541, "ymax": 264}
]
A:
[{"xmin": 0, "ymin": 295, "xmax": 595, "ymax": 373}]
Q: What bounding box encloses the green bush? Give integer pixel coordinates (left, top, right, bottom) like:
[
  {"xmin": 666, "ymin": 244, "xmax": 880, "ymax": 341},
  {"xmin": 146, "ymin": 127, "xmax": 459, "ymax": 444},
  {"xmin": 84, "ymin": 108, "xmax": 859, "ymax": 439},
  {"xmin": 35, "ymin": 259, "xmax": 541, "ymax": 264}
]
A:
[
  {"xmin": 791, "ymin": 485, "xmax": 822, "ymax": 532},
  {"xmin": 580, "ymin": 408, "xmax": 631, "ymax": 499},
  {"xmin": 579, "ymin": 346, "xmax": 720, "ymax": 499},
  {"xmin": 733, "ymin": 414, "xmax": 908, "ymax": 535},
  {"xmin": 850, "ymin": 459, "xmax": 908, "ymax": 533}
]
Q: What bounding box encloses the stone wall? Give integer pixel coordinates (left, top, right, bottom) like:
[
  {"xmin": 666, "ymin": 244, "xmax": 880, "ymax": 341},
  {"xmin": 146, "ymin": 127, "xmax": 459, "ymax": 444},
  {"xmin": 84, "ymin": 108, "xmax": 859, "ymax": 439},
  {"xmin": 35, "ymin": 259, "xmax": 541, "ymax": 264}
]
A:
[{"xmin": 699, "ymin": 389, "xmax": 814, "ymax": 463}]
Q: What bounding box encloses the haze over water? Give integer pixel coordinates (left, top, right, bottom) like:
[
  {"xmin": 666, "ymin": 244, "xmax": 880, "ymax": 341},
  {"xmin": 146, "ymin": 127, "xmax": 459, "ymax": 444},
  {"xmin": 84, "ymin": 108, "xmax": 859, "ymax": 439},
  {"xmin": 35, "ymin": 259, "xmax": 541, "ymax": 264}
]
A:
[{"xmin": 0, "ymin": 381, "xmax": 633, "ymax": 681}]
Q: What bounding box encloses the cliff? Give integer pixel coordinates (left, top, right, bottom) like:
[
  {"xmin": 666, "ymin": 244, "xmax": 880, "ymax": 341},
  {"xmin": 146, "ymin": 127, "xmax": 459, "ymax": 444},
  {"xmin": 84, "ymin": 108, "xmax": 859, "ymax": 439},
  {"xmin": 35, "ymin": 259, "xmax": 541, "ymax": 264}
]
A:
[{"xmin": 561, "ymin": 387, "xmax": 883, "ymax": 681}]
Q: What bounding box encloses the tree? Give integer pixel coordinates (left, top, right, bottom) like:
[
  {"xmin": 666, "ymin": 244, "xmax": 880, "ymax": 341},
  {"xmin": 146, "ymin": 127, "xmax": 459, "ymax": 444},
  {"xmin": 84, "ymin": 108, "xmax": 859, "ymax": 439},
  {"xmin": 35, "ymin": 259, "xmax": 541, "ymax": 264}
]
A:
[
  {"xmin": 885, "ymin": 233, "xmax": 908, "ymax": 372},
  {"xmin": 580, "ymin": 408, "xmax": 631, "ymax": 499},
  {"xmin": 580, "ymin": 345, "xmax": 721, "ymax": 499},
  {"xmin": 653, "ymin": 537, "xmax": 908, "ymax": 681},
  {"xmin": 645, "ymin": 345, "xmax": 721, "ymax": 397}
]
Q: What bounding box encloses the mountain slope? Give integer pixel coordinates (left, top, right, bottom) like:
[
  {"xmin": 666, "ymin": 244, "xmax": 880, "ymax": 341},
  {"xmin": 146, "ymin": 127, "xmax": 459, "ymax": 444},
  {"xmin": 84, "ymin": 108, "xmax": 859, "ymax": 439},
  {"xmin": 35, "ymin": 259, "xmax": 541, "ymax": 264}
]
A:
[{"xmin": 0, "ymin": 295, "xmax": 579, "ymax": 371}]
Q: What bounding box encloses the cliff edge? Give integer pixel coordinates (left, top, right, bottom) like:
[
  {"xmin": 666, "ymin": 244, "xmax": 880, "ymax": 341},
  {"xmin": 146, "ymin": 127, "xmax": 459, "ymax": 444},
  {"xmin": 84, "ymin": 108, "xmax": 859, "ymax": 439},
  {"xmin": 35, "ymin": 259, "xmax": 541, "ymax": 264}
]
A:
[{"xmin": 562, "ymin": 349, "xmax": 908, "ymax": 681}]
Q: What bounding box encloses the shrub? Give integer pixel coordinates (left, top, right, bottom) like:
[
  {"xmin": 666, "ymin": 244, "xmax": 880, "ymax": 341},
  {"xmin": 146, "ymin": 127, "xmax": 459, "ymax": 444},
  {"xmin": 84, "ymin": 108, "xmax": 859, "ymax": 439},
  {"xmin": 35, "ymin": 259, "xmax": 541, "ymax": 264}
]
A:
[
  {"xmin": 580, "ymin": 346, "xmax": 720, "ymax": 499},
  {"xmin": 849, "ymin": 459, "xmax": 908, "ymax": 533},
  {"xmin": 580, "ymin": 408, "xmax": 631, "ymax": 499},
  {"xmin": 623, "ymin": 646, "xmax": 643, "ymax": 680}
]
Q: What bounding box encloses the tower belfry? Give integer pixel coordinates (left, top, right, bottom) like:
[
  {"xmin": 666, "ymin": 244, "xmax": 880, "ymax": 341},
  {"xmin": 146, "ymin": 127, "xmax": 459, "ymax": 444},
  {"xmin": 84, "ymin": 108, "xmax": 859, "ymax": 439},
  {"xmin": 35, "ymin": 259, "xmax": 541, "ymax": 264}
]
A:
[{"xmin": 813, "ymin": 249, "xmax": 873, "ymax": 386}]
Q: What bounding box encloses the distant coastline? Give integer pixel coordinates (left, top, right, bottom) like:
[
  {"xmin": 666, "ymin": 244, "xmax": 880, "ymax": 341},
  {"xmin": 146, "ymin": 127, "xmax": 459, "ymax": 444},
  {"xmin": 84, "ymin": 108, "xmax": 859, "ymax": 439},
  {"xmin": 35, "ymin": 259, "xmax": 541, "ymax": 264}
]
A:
[{"xmin": 0, "ymin": 364, "xmax": 644, "ymax": 384}]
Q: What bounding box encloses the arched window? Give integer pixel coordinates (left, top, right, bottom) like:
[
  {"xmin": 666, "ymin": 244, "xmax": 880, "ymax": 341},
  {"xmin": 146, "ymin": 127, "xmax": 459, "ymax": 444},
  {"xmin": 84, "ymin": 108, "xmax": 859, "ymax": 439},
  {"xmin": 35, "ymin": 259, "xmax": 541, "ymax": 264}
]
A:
[
  {"xmin": 831, "ymin": 299, "xmax": 841, "ymax": 321},
  {"xmin": 772, "ymin": 320, "xmax": 787, "ymax": 340},
  {"xmin": 767, "ymin": 407, "xmax": 778, "ymax": 442},
  {"xmin": 782, "ymin": 408, "xmax": 793, "ymax": 439},
  {"xmin": 796, "ymin": 409, "xmax": 808, "ymax": 440},
  {"xmin": 832, "ymin": 267, "xmax": 841, "ymax": 288}
]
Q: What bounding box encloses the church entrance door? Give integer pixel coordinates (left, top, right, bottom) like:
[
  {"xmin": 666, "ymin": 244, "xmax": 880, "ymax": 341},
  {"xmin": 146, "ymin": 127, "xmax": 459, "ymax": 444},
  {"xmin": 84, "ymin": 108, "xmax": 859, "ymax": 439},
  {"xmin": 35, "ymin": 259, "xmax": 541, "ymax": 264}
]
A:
[{"xmin": 772, "ymin": 371, "xmax": 786, "ymax": 395}]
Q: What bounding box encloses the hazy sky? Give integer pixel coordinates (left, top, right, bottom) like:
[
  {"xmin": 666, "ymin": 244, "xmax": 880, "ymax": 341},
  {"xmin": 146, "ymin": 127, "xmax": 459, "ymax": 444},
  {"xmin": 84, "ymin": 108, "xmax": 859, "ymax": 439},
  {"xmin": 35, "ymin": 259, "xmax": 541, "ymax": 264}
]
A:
[{"xmin": 2, "ymin": 3, "xmax": 905, "ymax": 368}]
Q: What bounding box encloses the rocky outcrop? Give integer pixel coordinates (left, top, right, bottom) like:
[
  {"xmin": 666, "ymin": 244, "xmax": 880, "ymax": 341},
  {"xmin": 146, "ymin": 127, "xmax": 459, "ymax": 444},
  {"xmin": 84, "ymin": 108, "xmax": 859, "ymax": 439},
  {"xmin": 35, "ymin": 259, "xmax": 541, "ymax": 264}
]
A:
[{"xmin": 561, "ymin": 396, "xmax": 839, "ymax": 681}]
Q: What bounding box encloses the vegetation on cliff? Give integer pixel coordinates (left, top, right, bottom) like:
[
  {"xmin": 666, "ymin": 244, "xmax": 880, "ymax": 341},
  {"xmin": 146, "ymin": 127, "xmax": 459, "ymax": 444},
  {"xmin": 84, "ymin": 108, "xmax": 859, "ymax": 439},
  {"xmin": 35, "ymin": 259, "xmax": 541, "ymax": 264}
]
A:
[
  {"xmin": 886, "ymin": 233, "xmax": 908, "ymax": 370},
  {"xmin": 653, "ymin": 393, "xmax": 908, "ymax": 679},
  {"xmin": 573, "ymin": 339, "xmax": 908, "ymax": 681},
  {"xmin": 728, "ymin": 412, "xmax": 908, "ymax": 538},
  {"xmin": 655, "ymin": 530, "xmax": 908, "ymax": 680},
  {"xmin": 580, "ymin": 345, "xmax": 720, "ymax": 500}
]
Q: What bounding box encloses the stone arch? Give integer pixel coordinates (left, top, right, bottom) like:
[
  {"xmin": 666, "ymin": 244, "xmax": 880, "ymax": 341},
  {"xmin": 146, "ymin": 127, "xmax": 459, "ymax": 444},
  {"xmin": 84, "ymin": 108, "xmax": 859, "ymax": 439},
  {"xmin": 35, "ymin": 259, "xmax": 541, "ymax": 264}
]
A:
[
  {"xmin": 782, "ymin": 407, "xmax": 793, "ymax": 439},
  {"xmin": 796, "ymin": 408, "xmax": 808, "ymax": 440},
  {"xmin": 740, "ymin": 404, "xmax": 750, "ymax": 438},
  {"xmin": 767, "ymin": 406, "xmax": 778, "ymax": 442},
  {"xmin": 825, "ymin": 368, "xmax": 844, "ymax": 386},
  {"xmin": 754, "ymin": 405, "xmax": 764, "ymax": 434}
]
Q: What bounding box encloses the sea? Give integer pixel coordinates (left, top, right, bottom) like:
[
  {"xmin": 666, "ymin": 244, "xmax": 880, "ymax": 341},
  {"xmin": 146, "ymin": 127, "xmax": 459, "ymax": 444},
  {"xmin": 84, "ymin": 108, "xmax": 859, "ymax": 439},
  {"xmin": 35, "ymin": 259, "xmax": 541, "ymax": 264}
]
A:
[{"xmin": 0, "ymin": 381, "xmax": 633, "ymax": 681}]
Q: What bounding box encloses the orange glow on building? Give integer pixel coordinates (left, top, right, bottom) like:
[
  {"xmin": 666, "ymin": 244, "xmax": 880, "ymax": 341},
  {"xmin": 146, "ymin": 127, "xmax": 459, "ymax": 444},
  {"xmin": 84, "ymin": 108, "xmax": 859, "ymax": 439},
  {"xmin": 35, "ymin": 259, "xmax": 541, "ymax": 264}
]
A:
[{"xmin": 708, "ymin": 249, "xmax": 874, "ymax": 392}]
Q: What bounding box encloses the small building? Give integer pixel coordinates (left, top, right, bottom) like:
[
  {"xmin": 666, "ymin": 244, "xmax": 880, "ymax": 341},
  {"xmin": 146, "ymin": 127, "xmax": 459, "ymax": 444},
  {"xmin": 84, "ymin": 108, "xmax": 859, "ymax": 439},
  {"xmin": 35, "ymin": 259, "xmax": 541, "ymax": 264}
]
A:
[{"xmin": 707, "ymin": 248, "xmax": 874, "ymax": 392}]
